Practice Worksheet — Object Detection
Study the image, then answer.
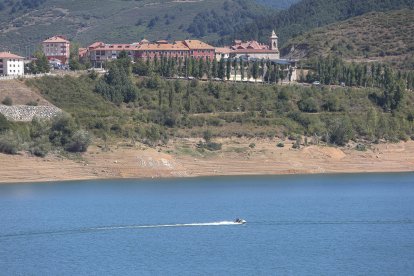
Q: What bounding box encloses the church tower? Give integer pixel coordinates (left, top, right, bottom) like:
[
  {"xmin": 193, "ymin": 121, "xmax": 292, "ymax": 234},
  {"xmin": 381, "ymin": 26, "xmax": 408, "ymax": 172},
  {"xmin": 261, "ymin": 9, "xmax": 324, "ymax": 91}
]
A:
[{"xmin": 270, "ymin": 30, "xmax": 278, "ymax": 51}]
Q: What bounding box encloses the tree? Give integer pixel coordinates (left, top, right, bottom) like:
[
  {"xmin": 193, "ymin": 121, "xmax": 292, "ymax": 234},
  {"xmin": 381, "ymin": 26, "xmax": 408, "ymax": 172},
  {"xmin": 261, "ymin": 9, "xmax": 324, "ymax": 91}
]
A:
[
  {"xmin": 240, "ymin": 58, "xmax": 245, "ymax": 81},
  {"xmin": 133, "ymin": 59, "xmax": 150, "ymax": 76},
  {"xmin": 328, "ymin": 116, "xmax": 354, "ymax": 146},
  {"xmin": 95, "ymin": 56, "xmax": 139, "ymax": 104},
  {"xmin": 198, "ymin": 58, "xmax": 205, "ymax": 79},
  {"xmin": 27, "ymin": 51, "xmax": 50, "ymax": 74},
  {"xmin": 218, "ymin": 58, "xmax": 225, "ymax": 80},
  {"xmin": 226, "ymin": 58, "xmax": 231, "ymax": 81},
  {"xmin": 69, "ymin": 42, "xmax": 84, "ymax": 71},
  {"xmin": 0, "ymin": 114, "xmax": 10, "ymax": 133},
  {"xmin": 65, "ymin": 130, "xmax": 91, "ymax": 153},
  {"xmin": 212, "ymin": 58, "xmax": 218, "ymax": 79},
  {"xmin": 233, "ymin": 58, "xmax": 238, "ymax": 81},
  {"xmin": 252, "ymin": 61, "xmax": 259, "ymax": 82}
]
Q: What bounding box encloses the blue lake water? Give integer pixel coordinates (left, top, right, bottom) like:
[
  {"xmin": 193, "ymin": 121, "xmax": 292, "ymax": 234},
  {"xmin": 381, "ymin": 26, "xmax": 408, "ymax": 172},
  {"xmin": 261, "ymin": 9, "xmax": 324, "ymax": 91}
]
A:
[{"xmin": 1, "ymin": 173, "xmax": 414, "ymax": 275}]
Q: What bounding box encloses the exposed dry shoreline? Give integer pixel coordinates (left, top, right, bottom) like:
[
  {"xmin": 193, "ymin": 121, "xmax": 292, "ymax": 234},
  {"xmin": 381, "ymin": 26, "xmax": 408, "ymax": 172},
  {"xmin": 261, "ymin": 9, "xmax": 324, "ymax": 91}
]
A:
[{"xmin": 1, "ymin": 138, "xmax": 413, "ymax": 184}]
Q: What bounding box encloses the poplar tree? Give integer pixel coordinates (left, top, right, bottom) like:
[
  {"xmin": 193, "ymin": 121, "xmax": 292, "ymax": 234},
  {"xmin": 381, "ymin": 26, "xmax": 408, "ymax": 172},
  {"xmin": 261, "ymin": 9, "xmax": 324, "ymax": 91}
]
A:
[
  {"xmin": 240, "ymin": 58, "xmax": 245, "ymax": 81},
  {"xmin": 218, "ymin": 58, "xmax": 225, "ymax": 80},
  {"xmin": 212, "ymin": 58, "xmax": 218, "ymax": 79},
  {"xmin": 233, "ymin": 58, "xmax": 238, "ymax": 81},
  {"xmin": 226, "ymin": 58, "xmax": 231, "ymax": 81}
]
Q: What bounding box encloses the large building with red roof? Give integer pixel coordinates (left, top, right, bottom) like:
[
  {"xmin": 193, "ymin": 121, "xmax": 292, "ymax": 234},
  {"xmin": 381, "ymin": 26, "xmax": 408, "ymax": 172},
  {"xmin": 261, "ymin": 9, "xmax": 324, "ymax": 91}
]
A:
[
  {"xmin": 216, "ymin": 30, "xmax": 280, "ymax": 60},
  {"xmin": 42, "ymin": 35, "xmax": 70, "ymax": 64},
  {"xmin": 87, "ymin": 42, "xmax": 138, "ymax": 67},
  {"xmin": 0, "ymin": 52, "xmax": 25, "ymax": 76}
]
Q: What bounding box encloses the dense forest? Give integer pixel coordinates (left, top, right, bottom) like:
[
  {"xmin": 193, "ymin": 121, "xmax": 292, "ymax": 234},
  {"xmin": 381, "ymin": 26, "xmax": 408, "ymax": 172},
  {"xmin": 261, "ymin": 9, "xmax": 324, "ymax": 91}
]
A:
[
  {"xmin": 255, "ymin": 0, "xmax": 299, "ymax": 9},
  {"xmin": 220, "ymin": 0, "xmax": 414, "ymax": 45},
  {"xmin": 0, "ymin": 0, "xmax": 46, "ymax": 12}
]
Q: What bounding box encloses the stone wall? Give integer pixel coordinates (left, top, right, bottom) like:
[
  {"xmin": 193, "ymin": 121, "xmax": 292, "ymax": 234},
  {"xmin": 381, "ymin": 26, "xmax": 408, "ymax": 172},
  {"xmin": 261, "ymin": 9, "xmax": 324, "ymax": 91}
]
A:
[{"xmin": 0, "ymin": 105, "xmax": 62, "ymax": 121}]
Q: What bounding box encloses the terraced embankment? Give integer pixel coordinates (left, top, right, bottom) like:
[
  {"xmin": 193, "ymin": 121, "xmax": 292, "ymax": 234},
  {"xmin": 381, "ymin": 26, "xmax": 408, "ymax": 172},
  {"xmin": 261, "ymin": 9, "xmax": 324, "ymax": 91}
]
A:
[{"xmin": 0, "ymin": 79, "xmax": 62, "ymax": 121}]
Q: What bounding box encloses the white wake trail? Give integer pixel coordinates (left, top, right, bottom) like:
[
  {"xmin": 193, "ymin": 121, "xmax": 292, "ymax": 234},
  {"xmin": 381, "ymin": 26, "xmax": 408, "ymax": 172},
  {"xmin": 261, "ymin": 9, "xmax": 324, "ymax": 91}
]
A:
[{"xmin": 92, "ymin": 221, "xmax": 239, "ymax": 231}]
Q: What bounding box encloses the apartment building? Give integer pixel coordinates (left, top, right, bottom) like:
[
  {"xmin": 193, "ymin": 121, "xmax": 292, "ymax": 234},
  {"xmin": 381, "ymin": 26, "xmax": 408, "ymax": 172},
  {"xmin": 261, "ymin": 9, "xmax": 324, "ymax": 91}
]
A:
[
  {"xmin": 42, "ymin": 35, "xmax": 70, "ymax": 64},
  {"xmin": 0, "ymin": 52, "xmax": 25, "ymax": 76}
]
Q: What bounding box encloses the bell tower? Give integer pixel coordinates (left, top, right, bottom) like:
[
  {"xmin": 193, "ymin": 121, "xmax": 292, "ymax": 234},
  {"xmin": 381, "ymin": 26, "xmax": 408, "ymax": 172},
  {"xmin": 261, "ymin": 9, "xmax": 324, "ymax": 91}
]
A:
[{"xmin": 270, "ymin": 30, "xmax": 278, "ymax": 51}]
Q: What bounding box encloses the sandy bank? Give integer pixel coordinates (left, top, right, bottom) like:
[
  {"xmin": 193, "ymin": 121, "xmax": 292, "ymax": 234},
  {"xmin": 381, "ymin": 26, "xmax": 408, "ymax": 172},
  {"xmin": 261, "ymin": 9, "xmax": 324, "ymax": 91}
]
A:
[{"xmin": 1, "ymin": 139, "xmax": 413, "ymax": 184}]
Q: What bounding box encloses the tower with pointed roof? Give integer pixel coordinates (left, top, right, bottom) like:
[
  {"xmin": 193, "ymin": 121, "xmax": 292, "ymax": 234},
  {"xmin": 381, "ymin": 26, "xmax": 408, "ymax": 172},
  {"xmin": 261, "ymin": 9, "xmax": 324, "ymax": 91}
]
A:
[{"xmin": 270, "ymin": 30, "xmax": 278, "ymax": 51}]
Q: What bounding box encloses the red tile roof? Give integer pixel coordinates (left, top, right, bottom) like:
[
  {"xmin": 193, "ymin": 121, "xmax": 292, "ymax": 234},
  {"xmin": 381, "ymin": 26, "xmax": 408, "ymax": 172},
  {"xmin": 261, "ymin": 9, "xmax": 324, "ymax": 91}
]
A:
[
  {"xmin": 183, "ymin": 40, "xmax": 215, "ymax": 50},
  {"xmin": 232, "ymin": 49, "xmax": 279, "ymax": 54},
  {"xmin": 43, "ymin": 35, "xmax": 70, "ymax": 43},
  {"xmin": 138, "ymin": 41, "xmax": 189, "ymax": 51},
  {"xmin": 215, "ymin": 47, "xmax": 232, "ymax": 54},
  {"xmin": 90, "ymin": 44, "xmax": 138, "ymax": 51},
  {"xmin": 0, "ymin": 52, "xmax": 24, "ymax": 59},
  {"xmin": 231, "ymin": 40, "xmax": 269, "ymax": 50}
]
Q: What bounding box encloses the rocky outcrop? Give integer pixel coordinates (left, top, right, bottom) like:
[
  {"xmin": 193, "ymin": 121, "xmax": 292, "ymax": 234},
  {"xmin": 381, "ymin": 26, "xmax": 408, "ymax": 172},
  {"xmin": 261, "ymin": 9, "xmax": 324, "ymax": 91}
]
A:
[{"xmin": 0, "ymin": 105, "xmax": 62, "ymax": 121}]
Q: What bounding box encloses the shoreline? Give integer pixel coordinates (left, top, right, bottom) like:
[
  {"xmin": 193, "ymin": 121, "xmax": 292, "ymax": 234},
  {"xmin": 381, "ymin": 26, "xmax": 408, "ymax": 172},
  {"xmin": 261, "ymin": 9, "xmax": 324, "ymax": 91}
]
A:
[
  {"xmin": 2, "ymin": 170, "xmax": 414, "ymax": 186},
  {"xmin": 1, "ymin": 138, "xmax": 414, "ymax": 184}
]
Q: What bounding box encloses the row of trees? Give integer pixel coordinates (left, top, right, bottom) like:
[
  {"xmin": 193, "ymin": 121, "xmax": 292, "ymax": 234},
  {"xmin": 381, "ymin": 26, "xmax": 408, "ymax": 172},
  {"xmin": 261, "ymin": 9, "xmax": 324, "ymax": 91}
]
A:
[
  {"xmin": 303, "ymin": 56, "xmax": 414, "ymax": 111},
  {"xmin": 306, "ymin": 56, "xmax": 414, "ymax": 90},
  {"xmin": 132, "ymin": 55, "xmax": 293, "ymax": 83}
]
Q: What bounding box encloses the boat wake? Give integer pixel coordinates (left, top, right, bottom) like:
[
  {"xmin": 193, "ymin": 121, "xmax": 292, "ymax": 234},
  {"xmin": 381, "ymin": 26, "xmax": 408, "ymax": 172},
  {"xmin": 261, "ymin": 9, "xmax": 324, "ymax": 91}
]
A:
[
  {"xmin": 92, "ymin": 221, "xmax": 239, "ymax": 230},
  {"xmin": 0, "ymin": 221, "xmax": 241, "ymax": 239}
]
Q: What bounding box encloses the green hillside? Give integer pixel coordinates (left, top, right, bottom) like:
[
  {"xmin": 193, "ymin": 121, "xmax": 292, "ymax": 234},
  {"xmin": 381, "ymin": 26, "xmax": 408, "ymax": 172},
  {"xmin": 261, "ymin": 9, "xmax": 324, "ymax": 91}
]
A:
[
  {"xmin": 282, "ymin": 9, "xmax": 414, "ymax": 69},
  {"xmin": 226, "ymin": 0, "xmax": 414, "ymax": 46},
  {"xmin": 0, "ymin": 0, "xmax": 268, "ymax": 54},
  {"xmin": 255, "ymin": 0, "xmax": 299, "ymax": 9}
]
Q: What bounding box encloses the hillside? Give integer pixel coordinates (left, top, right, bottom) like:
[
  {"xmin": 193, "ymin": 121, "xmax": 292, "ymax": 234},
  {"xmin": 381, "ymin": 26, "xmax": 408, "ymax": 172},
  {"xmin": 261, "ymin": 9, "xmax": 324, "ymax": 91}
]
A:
[
  {"xmin": 255, "ymin": 0, "xmax": 299, "ymax": 9},
  {"xmin": 226, "ymin": 0, "xmax": 414, "ymax": 46},
  {"xmin": 282, "ymin": 9, "xmax": 414, "ymax": 70},
  {"xmin": 0, "ymin": 0, "xmax": 268, "ymax": 54},
  {"xmin": 1, "ymin": 0, "xmax": 412, "ymax": 54}
]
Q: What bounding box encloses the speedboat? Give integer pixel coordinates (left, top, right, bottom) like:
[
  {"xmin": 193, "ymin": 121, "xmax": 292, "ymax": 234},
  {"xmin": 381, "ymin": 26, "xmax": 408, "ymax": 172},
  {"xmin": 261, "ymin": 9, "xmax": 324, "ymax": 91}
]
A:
[{"xmin": 234, "ymin": 218, "xmax": 246, "ymax": 224}]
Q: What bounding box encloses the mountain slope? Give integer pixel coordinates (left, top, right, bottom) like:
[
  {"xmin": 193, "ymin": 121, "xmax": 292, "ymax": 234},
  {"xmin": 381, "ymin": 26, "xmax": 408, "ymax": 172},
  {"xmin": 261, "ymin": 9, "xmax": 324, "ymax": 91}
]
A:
[
  {"xmin": 255, "ymin": 0, "xmax": 299, "ymax": 9},
  {"xmin": 0, "ymin": 0, "xmax": 267, "ymax": 54},
  {"xmin": 227, "ymin": 0, "xmax": 414, "ymax": 46},
  {"xmin": 282, "ymin": 9, "xmax": 414, "ymax": 69}
]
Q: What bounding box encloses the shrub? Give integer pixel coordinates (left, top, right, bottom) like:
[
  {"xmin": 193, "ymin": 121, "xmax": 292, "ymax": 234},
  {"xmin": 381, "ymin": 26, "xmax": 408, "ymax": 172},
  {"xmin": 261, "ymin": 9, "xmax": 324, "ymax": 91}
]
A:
[
  {"xmin": 298, "ymin": 97, "xmax": 319, "ymax": 113},
  {"xmin": 203, "ymin": 129, "xmax": 213, "ymax": 143},
  {"xmin": 205, "ymin": 142, "xmax": 222, "ymax": 151},
  {"xmin": 355, "ymin": 143, "xmax": 366, "ymax": 151},
  {"xmin": 26, "ymin": 100, "xmax": 38, "ymax": 106},
  {"xmin": 0, "ymin": 134, "xmax": 18, "ymax": 154},
  {"xmin": 2, "ymin": 97, "xmax": 13, "ymax": 106},
  {"xmin": 0, "ymin": 114, "xmax": 10, "ymax": 132},
  {"xmin": 328, "ymin": 117, "xmax": 354, "ymax": 146},
  {"xmin": 49, "ymin": 114, "xmax": 77, "ymax": 147},
  {"xmin": 277, "ymin": 142, "xmax": 285, "ymax": 148},
  {"xmin": 29, "ymin": 145, "xmax": 49, "ymax": 157},
  {"xmin": 65, "ymin": 130, "xmax": 91, "ymax": 153},
  {"xmin": 249, "ymin": 143, "xmax": 256, "ymax": 149}
]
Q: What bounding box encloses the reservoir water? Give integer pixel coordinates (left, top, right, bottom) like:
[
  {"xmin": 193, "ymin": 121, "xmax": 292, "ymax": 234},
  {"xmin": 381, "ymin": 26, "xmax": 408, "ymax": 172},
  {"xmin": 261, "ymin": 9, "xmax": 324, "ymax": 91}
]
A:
[{"xmin": 1, "ymin": 173, "xmax": 414, "ymax": 275}]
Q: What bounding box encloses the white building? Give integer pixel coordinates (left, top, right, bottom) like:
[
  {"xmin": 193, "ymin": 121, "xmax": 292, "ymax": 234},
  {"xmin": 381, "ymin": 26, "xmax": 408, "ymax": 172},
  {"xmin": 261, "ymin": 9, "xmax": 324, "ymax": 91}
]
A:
[
  {"xmin": 215, "ymin": 30, "xmax": 280, "ymax": 61},
  {"xmin": 0, "ymin": 52, "xmax": 25, "ymax": 76}
]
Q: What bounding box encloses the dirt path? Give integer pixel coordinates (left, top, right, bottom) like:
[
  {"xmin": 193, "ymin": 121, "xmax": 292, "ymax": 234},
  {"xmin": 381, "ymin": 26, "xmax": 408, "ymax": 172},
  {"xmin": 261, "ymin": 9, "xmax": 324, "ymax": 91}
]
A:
[{"xmin": 1, "ymin": 139, "xmax": 413, "ymax": 184}]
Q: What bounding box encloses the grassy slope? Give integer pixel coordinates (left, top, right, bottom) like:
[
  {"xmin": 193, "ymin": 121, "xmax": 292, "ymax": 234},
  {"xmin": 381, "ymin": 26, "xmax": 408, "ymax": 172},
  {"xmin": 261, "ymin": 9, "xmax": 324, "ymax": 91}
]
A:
[
  {"xmin": 0, "ymin": 0, "xmax": 266, "ymax": 53},
  {"xmin": 24, "ymin": 75, "xmax": 414, "ymax": 143},
  {"xmin": 25, "ymin": 75, "xmax": 127, "ymax": 133},
  {"xmin": 282, "ymin": 9, "xmax": 414, "ymax": 69}
]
